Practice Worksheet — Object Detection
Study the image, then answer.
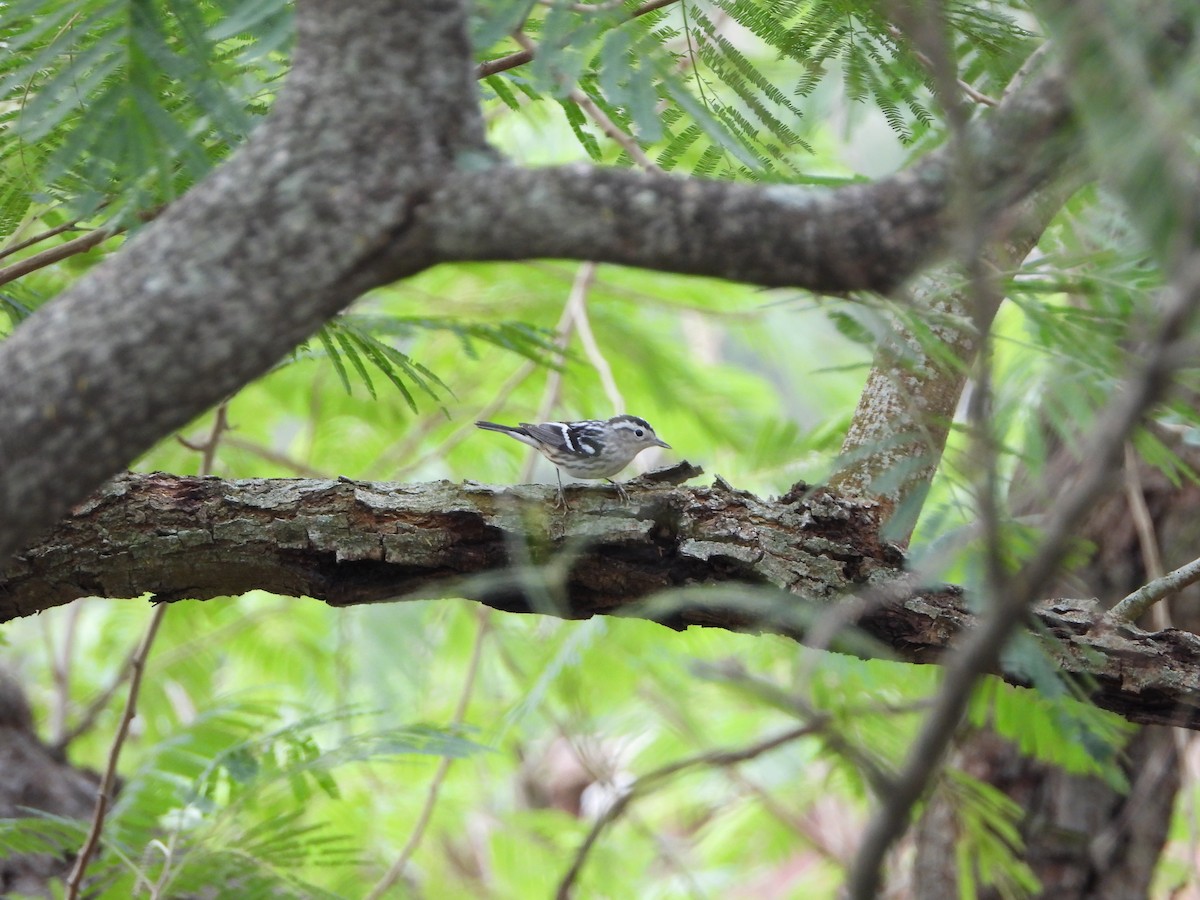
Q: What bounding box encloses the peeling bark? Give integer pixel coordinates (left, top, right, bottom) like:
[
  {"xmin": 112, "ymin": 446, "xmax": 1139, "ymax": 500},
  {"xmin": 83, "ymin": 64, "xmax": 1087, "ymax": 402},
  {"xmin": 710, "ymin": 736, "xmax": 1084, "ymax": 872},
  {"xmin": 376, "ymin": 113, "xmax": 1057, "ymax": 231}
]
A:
[{"xmin": 6, "ymin": 470, "xmax": 1200, "ymax": 732}]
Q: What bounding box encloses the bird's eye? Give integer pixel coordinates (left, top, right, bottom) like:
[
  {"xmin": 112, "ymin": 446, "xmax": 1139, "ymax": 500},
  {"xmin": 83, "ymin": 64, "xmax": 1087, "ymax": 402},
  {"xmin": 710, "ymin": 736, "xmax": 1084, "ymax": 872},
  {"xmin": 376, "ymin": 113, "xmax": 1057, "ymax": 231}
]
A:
[{"xmin": 635, "ymin": 429, "xmax": 645, "ymax": 437}]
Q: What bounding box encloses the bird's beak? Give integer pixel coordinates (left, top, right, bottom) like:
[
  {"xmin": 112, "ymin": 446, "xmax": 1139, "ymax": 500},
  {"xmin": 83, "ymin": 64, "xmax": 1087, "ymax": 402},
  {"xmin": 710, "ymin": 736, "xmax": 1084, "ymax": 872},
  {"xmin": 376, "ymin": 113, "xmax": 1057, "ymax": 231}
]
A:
[{"xmin": 655, "ymin": 439, "xmax": 672, "ymax": 449}]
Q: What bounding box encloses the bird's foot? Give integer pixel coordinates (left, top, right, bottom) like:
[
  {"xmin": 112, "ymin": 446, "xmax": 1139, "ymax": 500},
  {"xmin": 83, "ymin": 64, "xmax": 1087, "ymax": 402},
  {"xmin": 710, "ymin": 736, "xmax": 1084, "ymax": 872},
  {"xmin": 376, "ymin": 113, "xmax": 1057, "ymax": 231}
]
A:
[{"xmin": 555, "ymin": 484, "xmax": 571, "ymax": 511}]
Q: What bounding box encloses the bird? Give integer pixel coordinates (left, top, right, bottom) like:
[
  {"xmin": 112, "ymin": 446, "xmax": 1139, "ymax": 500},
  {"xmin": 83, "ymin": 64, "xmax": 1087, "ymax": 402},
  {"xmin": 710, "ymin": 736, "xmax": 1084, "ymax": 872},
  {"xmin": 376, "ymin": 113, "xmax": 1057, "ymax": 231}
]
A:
[{"xmin": 475, "ymin": 415, "xmax": 671, "ymax": 507}]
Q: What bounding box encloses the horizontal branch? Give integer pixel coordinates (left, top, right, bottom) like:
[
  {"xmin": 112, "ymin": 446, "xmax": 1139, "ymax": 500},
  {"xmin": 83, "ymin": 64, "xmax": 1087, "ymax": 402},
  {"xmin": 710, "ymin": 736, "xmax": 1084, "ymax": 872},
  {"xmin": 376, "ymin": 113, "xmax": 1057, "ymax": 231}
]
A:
[
  {"xmin": 429, "ymin": 63, "xmax": 1076, "ymax": 294},
  {"xmin": 7, "ymin": 472, "xmax": 1200, "ymax": 731}
]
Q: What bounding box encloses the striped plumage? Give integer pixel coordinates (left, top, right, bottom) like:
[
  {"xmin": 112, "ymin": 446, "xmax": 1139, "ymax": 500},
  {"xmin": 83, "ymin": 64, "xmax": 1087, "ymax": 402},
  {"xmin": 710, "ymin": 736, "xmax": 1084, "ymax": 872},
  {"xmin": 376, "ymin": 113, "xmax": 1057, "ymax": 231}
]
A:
[{"xmin": 475, "ymin": 415, "xmax": 671, "ymax": 505}]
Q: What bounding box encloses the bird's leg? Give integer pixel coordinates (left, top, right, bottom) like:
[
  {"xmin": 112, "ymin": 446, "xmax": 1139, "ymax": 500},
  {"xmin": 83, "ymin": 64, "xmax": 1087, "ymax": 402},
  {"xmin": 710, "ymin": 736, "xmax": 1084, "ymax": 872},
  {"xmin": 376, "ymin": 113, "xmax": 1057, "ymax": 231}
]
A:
[
  {"xmin": 555, "ymin": 469, "xmax": 570, "ymax": 510},
  {"xmin": 606, "ymin": 478, "xmax": 629, "ymax": 504}
]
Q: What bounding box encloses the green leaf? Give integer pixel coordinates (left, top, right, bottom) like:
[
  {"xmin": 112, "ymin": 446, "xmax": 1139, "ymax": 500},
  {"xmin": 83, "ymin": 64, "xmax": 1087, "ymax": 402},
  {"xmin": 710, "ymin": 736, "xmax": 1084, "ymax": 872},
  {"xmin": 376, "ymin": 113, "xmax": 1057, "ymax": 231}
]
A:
[{"xmin": 558, "ymin": 97, "xmax": 603, "ymax": 160}]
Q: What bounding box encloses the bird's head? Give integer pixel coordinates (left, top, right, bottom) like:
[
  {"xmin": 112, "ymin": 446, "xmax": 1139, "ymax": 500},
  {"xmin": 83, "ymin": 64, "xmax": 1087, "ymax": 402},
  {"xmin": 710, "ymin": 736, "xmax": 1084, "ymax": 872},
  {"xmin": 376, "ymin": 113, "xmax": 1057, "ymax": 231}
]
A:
[{"xmin": 608, "ymin": 415, "xmax": 671, "ymax": 454}]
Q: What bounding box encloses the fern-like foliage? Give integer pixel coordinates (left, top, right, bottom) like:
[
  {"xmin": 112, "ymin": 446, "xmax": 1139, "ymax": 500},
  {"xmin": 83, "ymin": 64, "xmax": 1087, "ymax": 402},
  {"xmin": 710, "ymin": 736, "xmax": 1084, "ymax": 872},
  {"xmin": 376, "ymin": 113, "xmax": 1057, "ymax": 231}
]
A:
[
  {"xmin": 0, "ymin": 0, "xmax": 292, "ymax": 227},
  {"xmin": 310, "ymin": 314, "xmax": 563, "ymax": 410},
  {"xmin": 936, "ymin": 769, "xmax": 1041, "ymax": 897},
  {"xmin": 473, "ymin": 0, "xmax": 1036, "ymax": 179},
  {"xmin": 0, "ymin": 701, "xmax": 485, "ymax": 897}
]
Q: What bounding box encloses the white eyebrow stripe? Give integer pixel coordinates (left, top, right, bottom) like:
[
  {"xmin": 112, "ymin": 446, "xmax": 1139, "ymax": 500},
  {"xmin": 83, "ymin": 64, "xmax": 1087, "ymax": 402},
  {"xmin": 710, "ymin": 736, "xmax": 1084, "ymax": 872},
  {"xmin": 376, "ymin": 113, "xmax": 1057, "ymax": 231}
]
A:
[{"xmin": 614, "ymin": 416, "xmax": 650, "ymax": 430}]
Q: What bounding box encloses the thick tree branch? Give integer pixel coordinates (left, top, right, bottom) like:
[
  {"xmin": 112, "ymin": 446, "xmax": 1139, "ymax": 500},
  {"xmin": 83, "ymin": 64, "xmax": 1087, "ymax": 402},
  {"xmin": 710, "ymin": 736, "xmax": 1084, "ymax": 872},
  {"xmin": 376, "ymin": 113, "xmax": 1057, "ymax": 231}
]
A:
[
  {"xmin": 7, "ymin": 471, "xmax": 1200, "ymax": 731},
  {"xmin": 429, "ymin": 63, "xmax": 1075, "ymax": 294}
]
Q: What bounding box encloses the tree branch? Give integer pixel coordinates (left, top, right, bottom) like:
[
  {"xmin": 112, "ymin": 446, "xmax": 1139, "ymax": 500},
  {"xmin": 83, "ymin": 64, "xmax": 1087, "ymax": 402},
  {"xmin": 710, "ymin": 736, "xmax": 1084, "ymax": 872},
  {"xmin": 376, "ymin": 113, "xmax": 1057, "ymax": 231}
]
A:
[
  {"xmin": 0, "ymin": 228, "xmax": 119, "ymax": 289},
  {"xmin": 831, "ymin": 175, "xmax": 1084, "ymax": 534},
  {"xmin": 430, "ymin": 61, "xmax": 1075, "ymax": 294},
  {"xmin": 0, "ymin": 218, "xmax": 86, "ymax": 263},
  {"xmin": 63, "ymin": 602, "xmax": 166, "ymax": 899},
  {"xmin": 8, "ymin": 470, "xmax": 1200, "ymax": 731},
  {"xmin": 555, "ymin": 721, "xmax": 822, "ymax": 899},
  {"xmin": 1110, "ymin": 555, "xmax": 1200, "ymax": 623}
]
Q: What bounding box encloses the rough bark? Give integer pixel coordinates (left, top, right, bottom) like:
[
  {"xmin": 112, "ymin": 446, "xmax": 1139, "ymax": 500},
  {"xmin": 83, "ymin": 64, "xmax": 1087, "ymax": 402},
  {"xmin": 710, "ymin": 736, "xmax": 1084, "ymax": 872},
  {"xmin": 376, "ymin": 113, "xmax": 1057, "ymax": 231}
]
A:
[
  {"xmin": 0, "ymin": 672, "xmax": 99, "ymax": 898},
  {"xmin": 428, "ymin": 56, "xmax": 1075, "ymax": 292},
  {"xmin": 7, "ymin": 469, "xmax": 1200, "ymax": 732},
  {"xmin": 0, "ymin": 0, "xmax": 1083, "ymax": 568}
]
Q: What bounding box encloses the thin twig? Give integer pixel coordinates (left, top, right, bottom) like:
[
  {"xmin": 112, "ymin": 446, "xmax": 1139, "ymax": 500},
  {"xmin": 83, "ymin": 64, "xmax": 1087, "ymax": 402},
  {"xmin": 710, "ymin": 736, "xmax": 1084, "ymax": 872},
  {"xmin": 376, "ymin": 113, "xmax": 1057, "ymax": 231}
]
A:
[
  {"xmin": 53, "ymin": 648, "xmax": 136, "ymax": 755},
  {"xmin": 177, "ymin": 403, "xmax": 230, "ymax": 476},
  {"xmin": 1110, "ymin": 555, "xmax": 1200, "ymax": 624},
  {"xmin": 365, "ymin": 606, "xmax": 491, "ymax": 900},
  {"xmin": 626, "ymin": 810, "xmax": 709, "ymax": 899},
  {"xmin": 387, "ymin": 365, "xmax": 538, "ymax": 480},
  {"xmin": 728, "ymin": 768, "xmax": 851, "ymax": 863},
  {"xmin": 509, "ymin": 30, "xmax": 661, "ymax": 172},
  {"xmin": 538, "ymin": 0, "xmax": 627, "ymax": 12},
  {"xmin": 220, "ymin": 435, "xmax": 327, "ymax": 478},
  {"xmin": 518, "ymin": 262, "xmax": 628, "ymax": 483},
  {"xmin": 65, "ymin": 399, "xmax": 233, "ymax": 892},
  {"xmin": 520, "ymin": 285, "xmax": 583, "ymax": 481},
  {"xmin": 886, "ymin": 23, "xmax": 998, "ymax": 106},
  {"xmin": 567, "ymin": 263, "xmax": 625, "ymax": 413},
  {"xmin": 476, "ymin": 0, "xmax": 680, "ymax": 79},
  {"xmin": 1002, "ymin": 41, "xmax": 1053, "ymax": 102},
  {"xmin": 1118, "ymin": 440, "xmax": 1168, "ymax": 627},
  {"xmin": 64, "ymin": 603, "xmax": 167, "ymax": 899},
  {"xmin": 568, "ymin": 88, "xmax": 661, "ymax": 171},
  {"xmin": 1123, "ymin": 442, "xmax": 1164, "ymax": 577},
  {"xmin": 45, "ymin": 602, "xmax": 83, "ymax": 746},
  {"xmin": 0, "ymin": 218, "xmax": 84, "ymax": 263},
  {"xmin": 555, "ymin": 722, "xmax": 823, "ymax": 899},
  {"xmin": 0, "ymin": 227, "xmax": 119, "ymax": 288},
  {"xmin": 646, "ymin": 677, "xmax": 860, "ymax": 865},
  {"xmin": 1121, "ymin": 445, "xmax": 1200, "ymax": 889},
  {"xmin": 54, "ymin": 594, "xmax": 264, "ymax": 752}
]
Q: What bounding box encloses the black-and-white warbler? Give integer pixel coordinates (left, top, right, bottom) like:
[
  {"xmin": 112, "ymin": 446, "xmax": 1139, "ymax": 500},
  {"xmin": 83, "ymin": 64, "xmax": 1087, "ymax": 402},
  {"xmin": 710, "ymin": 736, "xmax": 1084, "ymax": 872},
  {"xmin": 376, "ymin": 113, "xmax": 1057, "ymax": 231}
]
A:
[{"xmin": 475, "ymin": 415, "xmax": 671, "ymax": 506}]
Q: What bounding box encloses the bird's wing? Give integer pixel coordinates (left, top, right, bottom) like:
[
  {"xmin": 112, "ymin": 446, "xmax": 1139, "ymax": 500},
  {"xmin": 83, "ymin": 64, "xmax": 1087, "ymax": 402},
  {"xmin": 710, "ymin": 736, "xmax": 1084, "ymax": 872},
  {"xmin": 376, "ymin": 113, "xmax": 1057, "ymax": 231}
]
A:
[{"xmin": 519, "ymin": 422, "xmax": 578, "ymax": 453}]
